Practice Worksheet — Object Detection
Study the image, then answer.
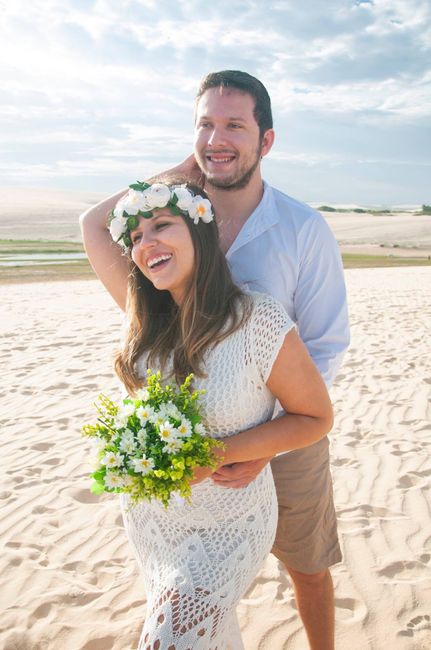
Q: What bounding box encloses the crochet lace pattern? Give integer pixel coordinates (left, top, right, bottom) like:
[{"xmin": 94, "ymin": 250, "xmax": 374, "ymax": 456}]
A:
[{"xmin": 122, "ymin": 293, "xmax": 294, "ymax": 649}]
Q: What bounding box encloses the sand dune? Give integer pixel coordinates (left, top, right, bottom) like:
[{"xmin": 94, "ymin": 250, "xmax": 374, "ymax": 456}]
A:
[
  {"xmin": 0, "ymin": 188, "xmax": 430, "ymax": 252},
  {"xmin": 1, "ymin": 268, "xmax": 431, "ymax": 649}
]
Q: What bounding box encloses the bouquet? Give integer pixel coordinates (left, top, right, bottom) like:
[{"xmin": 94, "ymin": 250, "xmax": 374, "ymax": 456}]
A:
[{"xmin": 82, "ymin": 372, "xmax": 224, "ymax": 507}]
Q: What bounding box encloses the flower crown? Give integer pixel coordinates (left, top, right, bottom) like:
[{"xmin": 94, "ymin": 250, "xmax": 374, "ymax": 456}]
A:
[{"xmin": 109, "ymin": 181, "xmax": 214, "ymax": 247}]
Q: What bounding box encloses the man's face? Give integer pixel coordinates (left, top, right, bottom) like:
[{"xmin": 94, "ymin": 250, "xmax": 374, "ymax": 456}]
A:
[{"xmin": 194, "ymin": 88, "xmax": 268, "ymax": 190}]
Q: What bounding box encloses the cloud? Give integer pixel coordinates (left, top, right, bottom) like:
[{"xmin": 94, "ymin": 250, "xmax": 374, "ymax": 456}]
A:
[{"xmin": 0, "ymin": 0, "xmax": 429, "ymax": 202}]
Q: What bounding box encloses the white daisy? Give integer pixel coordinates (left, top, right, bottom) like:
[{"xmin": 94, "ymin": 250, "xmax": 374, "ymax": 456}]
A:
[
  {"xmin": 194, "ymin": 422, "xmax": 206, "ymax": 435},
  {"xmin": 163, "ymin": 439, "xmax": 182, "ymax": 454},
  {"xmin": 177, "ymin": 418, "xmax": 192, "ymax": 438},
  {"xmin": 119, "ymin": 437, "xmax": 136, "ymax": 454},
  {"xmin": 136, "ymin": 405, "xmax": 155, "ymax": 426},
  {"xmin": 101, "ymin": 451, "xmax": 124, "ymax": 468},
  {"xmin": 132, "ymin": 455, "xmax": 155, "ymax": 474},
  {"xmin": 104, "ymin": 472, "xmax": 125, "ymax": 489},
  {"xmin": 158, "ymin": 420, "xmax": 177, "ymax": 441}
]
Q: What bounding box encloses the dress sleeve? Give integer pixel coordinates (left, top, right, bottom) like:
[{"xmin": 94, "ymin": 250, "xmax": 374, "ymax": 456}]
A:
[{"xmin": 250, "ymin": 294, "xmax": 296, "ymax": 384}]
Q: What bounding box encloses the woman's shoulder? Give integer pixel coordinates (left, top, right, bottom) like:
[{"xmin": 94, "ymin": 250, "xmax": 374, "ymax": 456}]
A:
[
  {"xmin": 244, "ymin": 290, "xmax": 295, "ymax": 336},
  {"xmin": 245, "ymin": 290, "xmax": 290, "ymax": 317}
]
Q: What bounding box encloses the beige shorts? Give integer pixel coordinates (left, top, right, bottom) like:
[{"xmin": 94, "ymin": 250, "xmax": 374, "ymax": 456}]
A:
[{"xmin": 270, "ymin": 436, "xmax": 342, "ymax": 575}]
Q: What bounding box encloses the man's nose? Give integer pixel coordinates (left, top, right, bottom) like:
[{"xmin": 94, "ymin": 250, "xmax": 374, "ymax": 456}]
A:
[{"xmin": 207, "ymin": 126, "xmax": 227, "ymax": 148}]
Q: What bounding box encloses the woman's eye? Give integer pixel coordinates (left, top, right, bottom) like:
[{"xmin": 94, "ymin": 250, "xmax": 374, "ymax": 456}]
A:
[
  {"xmin": 132, "ymin": 234, "xmax": 142, "ymax": 244},
  {"xmin": 155, "ymin": 222, "xmax": 169, "ymax": 230}
]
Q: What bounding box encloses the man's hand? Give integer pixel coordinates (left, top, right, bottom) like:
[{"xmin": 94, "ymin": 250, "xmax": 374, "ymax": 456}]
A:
[{"xmin": 210, "ymin": 457, "xmax": 272, "ymax": 489}]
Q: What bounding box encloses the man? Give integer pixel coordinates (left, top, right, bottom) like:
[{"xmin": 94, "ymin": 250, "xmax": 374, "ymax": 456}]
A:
[
  {"xmin": 80, "ymin": 70, "xmax": 349, "ymax": 650},
  {"xmin": 178, "ymin": 70, "xmax": 349, "ymax": 650}
]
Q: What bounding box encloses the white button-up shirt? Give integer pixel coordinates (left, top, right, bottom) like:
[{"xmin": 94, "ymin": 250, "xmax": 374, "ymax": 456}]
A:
[{"xmin": 226, "ymin": 182, "xmax": 350, "ymax": 387}]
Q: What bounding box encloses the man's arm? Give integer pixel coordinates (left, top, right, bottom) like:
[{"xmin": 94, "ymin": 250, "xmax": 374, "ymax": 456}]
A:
[
  {"xmin": 294, "ymin": 211, "xmax": 350, "ymax": 387},
  {"xmin": 213, "ymin": 212, "xmax": 349, "ymax": 488}
]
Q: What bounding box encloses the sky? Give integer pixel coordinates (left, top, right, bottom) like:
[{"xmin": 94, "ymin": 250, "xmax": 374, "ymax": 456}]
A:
[{"xmin": 0, "ymin": 0, "xmax": 430, "ymax": 205}]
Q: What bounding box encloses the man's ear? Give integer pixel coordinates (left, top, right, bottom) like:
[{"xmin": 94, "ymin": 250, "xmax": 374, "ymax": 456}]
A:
[{"xmin": 260, "ymin": 129, "xmax": 275, "ymax": 158}]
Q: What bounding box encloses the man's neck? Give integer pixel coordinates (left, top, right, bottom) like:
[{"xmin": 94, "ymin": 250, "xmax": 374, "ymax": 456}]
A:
[{"xmin": 204, "ymin": 173, "xmax": 265, "ymax": 254}]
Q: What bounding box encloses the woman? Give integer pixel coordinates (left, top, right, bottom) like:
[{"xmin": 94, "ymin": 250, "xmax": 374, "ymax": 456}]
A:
[{"xmin": 80, "ymin": 176, "xmax": 333, "ymax": 650}]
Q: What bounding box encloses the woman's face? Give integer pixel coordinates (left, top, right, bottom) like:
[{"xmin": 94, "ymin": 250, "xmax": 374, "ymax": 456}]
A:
[{"xmin": 130, "ymin": 209, "xmax": 195, "ymax": 305}]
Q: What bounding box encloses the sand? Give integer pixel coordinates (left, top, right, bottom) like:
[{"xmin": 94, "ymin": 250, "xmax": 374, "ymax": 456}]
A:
[
  {"xmin": 1, "ymin": 268, "xmax": 431, "ymax": 649},
  {"xmin": 1, "ymin": 188, "xmax": 430, "ymax": 258}
]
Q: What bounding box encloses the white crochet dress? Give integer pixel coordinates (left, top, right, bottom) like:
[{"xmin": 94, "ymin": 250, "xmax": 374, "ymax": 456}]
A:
[{"xmin": 121, "ymin": 293, "xmax": 294, "ymax": 650}]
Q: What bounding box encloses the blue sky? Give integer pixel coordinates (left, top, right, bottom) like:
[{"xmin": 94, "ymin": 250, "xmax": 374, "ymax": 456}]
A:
[{"xmin": 1, "ymin": 0, "xmax": 430, "ymax": 205}]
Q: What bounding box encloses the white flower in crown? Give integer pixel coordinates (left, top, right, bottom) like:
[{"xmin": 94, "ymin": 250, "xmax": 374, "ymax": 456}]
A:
[
  {"xmin": 101, "ymin": 451, "xmax": 124, "ymax": 468},
  {"xmin": 120, "ymin": 189, "xmax": 150, "ymax": 215},
  {"xmin": 132, "ymin": 455, "xmax": 155, "ymax": 474},
  {"xmin": 188, "ymin": 196, "xmax": 214, "ymax": 224},
  {"xmin": 173, "ymin": 186, "xmax": 194, "ymax": 211},
  {"xmin": 145, "ymin": 183, "xmax": 172, "ymax": 209},
  {"xmin": 109, "ymin": 216, "xmax": 128, "ymax": 241},
  {"xmin": 104, "ymin": 472, "xmax": 125, "ymax": 489}
]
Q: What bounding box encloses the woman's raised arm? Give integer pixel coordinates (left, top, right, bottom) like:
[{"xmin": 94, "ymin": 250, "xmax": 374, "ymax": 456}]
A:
[{"xmin": 79, "ymin": 189, "xmax": 130, "ymax": 311}]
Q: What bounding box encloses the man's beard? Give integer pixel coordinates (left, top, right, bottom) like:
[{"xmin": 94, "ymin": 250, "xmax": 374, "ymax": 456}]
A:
[{"xmin": 203, "ymin": 144, "xmax": 262, "ymax": 192}]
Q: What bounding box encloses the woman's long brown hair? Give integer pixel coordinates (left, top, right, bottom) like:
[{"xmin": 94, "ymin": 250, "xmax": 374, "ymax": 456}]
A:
[{"xmin": 114, "ymin": 177, "xmax": 251, "ymax": 394}]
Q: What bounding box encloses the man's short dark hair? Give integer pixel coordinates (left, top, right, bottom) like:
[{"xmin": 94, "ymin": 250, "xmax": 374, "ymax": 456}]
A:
[{"xmin": 196, "ymin": 70, "xmax": 273, "ymax": 137}]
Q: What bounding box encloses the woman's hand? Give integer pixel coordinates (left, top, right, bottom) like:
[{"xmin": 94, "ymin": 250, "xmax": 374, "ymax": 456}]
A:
[
  {"xmin": 189, "ymin": 442, "xmax": 226, "ymax": 485},
  {"xmin": 149, "ymin": 154, "xmax": 204, "ymax": 187},
  {"xmin": 190, "ymin": 464, "xmax": 216, "ymax": 485}
]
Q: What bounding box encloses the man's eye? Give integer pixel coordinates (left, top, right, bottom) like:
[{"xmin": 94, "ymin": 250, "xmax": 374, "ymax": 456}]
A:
[{"xmin": 229, "ymin": 123, "xmax": 241, "ymax": 129}]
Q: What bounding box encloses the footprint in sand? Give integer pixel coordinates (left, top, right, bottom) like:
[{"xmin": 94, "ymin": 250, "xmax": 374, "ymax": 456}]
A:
[
  {"xmin": 334, "ymin": 597, "xmax": 368, "ymax": 623},
  {"xmin": 398, "ymin": 614, "xmax": 431, "ymax": 638},
  {"xmin": 337, "ymin": 504, "xmax": 404, "ymax": 537},
  {"xmin": 41, "ymin": 457, "xmax": 62, "ymax": 466},
  {"xmin": 31, "ymin": 442, "xmax": 52, "ymax": 452},
  {"xmin": 331, "ymin": 457, "xmax": 359, "ymax": 469},
  {"xmin": 80, "ymin": 636, "xmax": 116, "ymax": 650},
  {"xmin": 397, "ymin": 470, "xmax": 431, "ymax": 489},
  {"xmin": 377, "ymin": 557, "xmax": 431, "ymax": 583},
  {"xmin": 390, "ymin": 441, "xmax": 425, "ymax": 456},
  {"xmin": 67, "ymin": 487, "xmax": 102, "ymax": 504}
]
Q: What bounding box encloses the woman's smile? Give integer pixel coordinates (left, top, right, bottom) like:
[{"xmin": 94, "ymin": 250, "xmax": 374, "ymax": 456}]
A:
[{"xmin": 146, "ymin": 252, "xmax": 173, "ymax": 271}]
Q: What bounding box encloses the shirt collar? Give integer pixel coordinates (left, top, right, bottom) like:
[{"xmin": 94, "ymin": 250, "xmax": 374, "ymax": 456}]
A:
[{"xmin": 226, "ymin": 182, "xmax": 280, "ymax": 258}]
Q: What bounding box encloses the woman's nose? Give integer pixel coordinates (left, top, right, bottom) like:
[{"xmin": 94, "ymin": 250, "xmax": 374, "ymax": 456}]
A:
[{"xmin": 138, "ymin": 230, "xmax": 156, "ymax": 249}]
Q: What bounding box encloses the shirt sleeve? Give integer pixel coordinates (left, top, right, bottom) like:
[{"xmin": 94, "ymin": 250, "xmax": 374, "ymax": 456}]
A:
[
  {"xmin": 250, "ymin": 294, "xmax": 296, "ymax": 384},
  {"xmin": 295, "ymin": 213, "xmax": 350, "ymax": 387}
]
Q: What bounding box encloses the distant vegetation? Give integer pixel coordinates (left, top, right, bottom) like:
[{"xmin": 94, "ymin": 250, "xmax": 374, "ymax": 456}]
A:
[
  {"xmin": 421, "ymin": 204, "xmax": 431, "ymax": 214},
  {"xmin": 318, "ymin": 206, "xmax": 397, "ymax": 215}
]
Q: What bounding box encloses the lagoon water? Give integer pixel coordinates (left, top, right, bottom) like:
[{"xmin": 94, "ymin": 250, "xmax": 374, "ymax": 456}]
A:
[{"xmin": 0, "ymin": 252, "xmax": 87, "ymax": 266}]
